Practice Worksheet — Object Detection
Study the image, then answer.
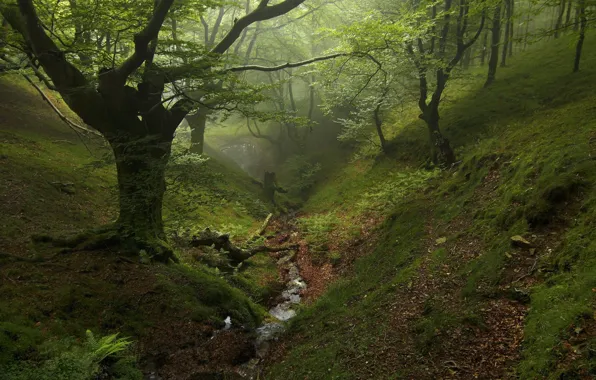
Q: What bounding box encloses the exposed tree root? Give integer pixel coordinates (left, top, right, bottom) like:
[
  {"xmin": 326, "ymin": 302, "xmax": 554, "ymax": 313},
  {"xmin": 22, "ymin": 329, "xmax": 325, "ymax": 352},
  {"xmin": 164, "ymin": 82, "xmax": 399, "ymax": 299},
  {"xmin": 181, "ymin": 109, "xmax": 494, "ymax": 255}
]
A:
[
  {"xmin": 32, "ymin": 225, "xmax": 179, "ymax": 264},
  {"xmin": 190, "ymin": 228, "xmax": 298, "ymax": 265}
]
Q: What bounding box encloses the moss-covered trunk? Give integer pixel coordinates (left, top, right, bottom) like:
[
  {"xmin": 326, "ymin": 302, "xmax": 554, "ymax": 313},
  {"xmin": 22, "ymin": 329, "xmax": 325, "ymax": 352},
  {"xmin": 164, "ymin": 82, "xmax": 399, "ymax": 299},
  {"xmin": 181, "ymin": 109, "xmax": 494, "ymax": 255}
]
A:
[
  {"xmin": 425, "ymin": 113, "xmax": 455, "ymax": 167},
  {"xmin": 108, "ymin": 132, "xmax": 175, "ymax": 262},
  {"xmin": 187, "ymin": 109, "xmax": 208, "ymax": 154}
]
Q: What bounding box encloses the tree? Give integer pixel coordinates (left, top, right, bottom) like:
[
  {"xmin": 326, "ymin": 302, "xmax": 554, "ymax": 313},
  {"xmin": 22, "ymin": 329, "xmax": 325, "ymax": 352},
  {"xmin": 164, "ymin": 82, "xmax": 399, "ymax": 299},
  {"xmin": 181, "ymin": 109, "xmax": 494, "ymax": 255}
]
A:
[
  {"xmin": 573, "ymin": 0, "xmax": 587, "ymax": 72},
  {"xmin": 0, "ymin": 0, "xmax": 325, "ymax": 262},
  {"xmin": 406, "ymin": 0, "xmax": 487, "ymax": 166},
  {"xmin": 485, "ymin": 0, "xmax": 502, "ymax": 87}
]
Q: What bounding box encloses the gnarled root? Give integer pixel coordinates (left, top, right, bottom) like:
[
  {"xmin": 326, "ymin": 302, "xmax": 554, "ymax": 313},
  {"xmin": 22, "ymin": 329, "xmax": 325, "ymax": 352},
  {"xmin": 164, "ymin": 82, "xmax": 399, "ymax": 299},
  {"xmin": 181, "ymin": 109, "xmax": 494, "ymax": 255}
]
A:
[{"xmin": 32, "ymin": 225, "xmax": 179, "ymax": 264}]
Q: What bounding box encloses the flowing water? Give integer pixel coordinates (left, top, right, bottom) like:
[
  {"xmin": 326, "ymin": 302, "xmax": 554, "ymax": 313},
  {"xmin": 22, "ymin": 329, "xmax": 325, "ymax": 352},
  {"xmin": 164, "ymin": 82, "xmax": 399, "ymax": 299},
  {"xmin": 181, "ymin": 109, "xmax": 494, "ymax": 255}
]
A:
[{"xmin": 237, "ymin": 249, "xmax": 307, "ymax": 378}]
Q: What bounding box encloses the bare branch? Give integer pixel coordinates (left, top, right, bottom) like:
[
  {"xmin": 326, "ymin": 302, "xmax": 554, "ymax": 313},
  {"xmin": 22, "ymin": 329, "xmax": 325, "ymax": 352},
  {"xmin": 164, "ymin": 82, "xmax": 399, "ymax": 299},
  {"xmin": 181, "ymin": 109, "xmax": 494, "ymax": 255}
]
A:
[
  {"xmin": 227, "ymin": 52, "xmax": 350, "ymax": 72},
  {"xmin": 211, "ymin": 0, "xmax": 306, "ymax": 55}
]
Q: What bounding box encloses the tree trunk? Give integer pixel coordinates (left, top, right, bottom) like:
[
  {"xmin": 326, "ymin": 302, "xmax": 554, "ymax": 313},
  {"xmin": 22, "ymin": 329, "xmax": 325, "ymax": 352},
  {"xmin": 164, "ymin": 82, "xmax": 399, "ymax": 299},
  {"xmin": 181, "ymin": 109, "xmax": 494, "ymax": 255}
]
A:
[
  {"xmin": 573, "ymin": 5, "xmax": 580, "ymax": 31},
  {"xmin": 187, "ymin": 109, "xmax": 208, "ymax": 154},
  {"xmin": 421, "ymin": 98, "xmax": 455, "ymax": 167},
  {"xmin": 108, "ymin": 132, "xmax": 175, "ymax": 262},
  {"xmin": 508, "ymin": 0, "xmax": 514, "ymax": 57},
  {"xmin": 501, "ymin": 0, "xmax": 511, "ymax": 66},
  {"xmin": 424, "ymin": 113, "xmax": 455, "ymax": 167},
  {"xmin": 565, "ymin": 0, "xmax": 573, "ymax": 27},
  {"xmin": 373, "ymin": 104, "xmax": 388, "ymax": 153},
  {"xmin": 485, "ymin": 2, "xmax": 503, "ymax": 87},
  {"xmin": 463, "ymin": 46, "xmax": 472, "ymax": 69},
  {"xmin": 555, "ymin": 0, "xmax": 567, "ymax": 38},
  {"xmin": 481, "ymin": 30, "xmax": 489, "ymax": 65},
  {"xmin": 573, "ymin": 0, "xmax": 587, "ymax": 72}
]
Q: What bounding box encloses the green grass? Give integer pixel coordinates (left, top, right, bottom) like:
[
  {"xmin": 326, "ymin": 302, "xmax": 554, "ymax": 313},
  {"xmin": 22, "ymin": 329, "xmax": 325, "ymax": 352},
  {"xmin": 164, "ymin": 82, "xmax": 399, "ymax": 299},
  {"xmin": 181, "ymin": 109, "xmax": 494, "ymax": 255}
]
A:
[{"xmin": 267, "ymin": 33, "xmax": 596, "ymax": 378}]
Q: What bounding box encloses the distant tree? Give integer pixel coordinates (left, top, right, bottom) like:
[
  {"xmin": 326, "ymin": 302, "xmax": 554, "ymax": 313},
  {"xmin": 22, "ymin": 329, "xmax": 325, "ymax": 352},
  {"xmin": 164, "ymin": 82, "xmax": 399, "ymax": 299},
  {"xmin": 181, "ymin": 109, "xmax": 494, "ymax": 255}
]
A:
[
  {"xmin": 573, "ymin": 0, "xmax": 587, "ymax": 72},
  {"xmin": 485, "ymin": 0, "xmax": 503, "ymax": 86}
]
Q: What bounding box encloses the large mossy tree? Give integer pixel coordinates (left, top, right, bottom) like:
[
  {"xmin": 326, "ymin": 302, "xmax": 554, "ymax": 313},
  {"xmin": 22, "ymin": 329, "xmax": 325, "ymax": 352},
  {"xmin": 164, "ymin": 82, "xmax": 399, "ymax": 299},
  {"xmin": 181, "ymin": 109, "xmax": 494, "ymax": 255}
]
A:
[{"xmin": 0, "ymin": 0, "xmax": 310, "ymax": 262}]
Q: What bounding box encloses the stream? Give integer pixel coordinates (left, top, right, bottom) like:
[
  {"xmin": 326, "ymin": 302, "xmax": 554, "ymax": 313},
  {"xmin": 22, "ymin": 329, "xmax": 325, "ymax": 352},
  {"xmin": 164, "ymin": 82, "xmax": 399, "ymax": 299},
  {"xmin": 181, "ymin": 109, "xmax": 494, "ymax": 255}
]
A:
[{"xmin": 237, "ymin": 249, "xmax": 307, "ymax": 378}]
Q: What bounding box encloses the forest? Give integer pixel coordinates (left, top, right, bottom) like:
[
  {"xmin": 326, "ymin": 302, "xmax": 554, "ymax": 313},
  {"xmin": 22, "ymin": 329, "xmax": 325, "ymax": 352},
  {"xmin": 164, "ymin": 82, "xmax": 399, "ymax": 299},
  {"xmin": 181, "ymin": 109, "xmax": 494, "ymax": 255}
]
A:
[{"xmin": 0, "ymin": 0, "xmax": 595, "ymax": 378}]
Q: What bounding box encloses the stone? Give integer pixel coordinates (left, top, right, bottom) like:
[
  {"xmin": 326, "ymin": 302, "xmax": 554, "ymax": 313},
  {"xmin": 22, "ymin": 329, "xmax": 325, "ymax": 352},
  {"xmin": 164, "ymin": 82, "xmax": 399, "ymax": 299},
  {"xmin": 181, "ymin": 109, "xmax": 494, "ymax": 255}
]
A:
[
  {"xmin": 510, "ymin": 235, "xmax": 534, "ymax": 249},
  {"xmin": 436, "ymin": 237, "xmax": 447, "ymax": 245}
]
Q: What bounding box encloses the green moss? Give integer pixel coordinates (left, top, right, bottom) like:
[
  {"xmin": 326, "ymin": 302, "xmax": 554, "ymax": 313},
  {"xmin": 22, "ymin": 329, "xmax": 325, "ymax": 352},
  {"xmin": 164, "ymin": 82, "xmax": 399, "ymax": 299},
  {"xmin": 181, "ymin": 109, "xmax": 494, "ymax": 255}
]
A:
[{"xmin": 158, "ymin": 264, "xmax": 266, "ymax": 328}]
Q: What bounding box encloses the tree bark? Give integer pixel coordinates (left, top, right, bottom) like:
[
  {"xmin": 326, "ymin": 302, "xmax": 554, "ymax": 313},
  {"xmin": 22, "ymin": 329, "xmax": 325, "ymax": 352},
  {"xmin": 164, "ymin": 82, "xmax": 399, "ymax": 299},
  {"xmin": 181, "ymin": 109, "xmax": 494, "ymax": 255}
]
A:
[
  {"xmin": 481, "ymin": 30, "xmax": 489, "ymax": 65},
  {"xmin": 463, "ymin": 46, "xmax": 472, "ymax": 69},
  {"xmin": 373, "ymin": 98, "xmax": 388, "ymax": 153},
  {"xmin": 554, "ymin": 0, "xmax": 567, "ymax": 38},
  {"xmin": 422, "ymin": 102, "xmax": 455, "ymax": 167},
  {"xmin": 501, "ymin": 0, "xmax": 511, "ymax": 66},
  {"xmin": 508, "ymin": 0, "xmax": 514, "ymax": 57},
  {"xmin": 485, "ymin": 2, "xmax": 503, "ymax": 87},
  {"xmin": 187, "ymin": 109, "xmax": 208, "ymax": 154},
  {"xmin": 107, "ymin": 128, "xmax": 176, "ymax": 262},
  {"xmin": 573, "ymin": 0, "xmax": 587, "ymax": 72},
  {"xmin": 565, "ymin": 0, "xmax": 573, "ymax": 27}
]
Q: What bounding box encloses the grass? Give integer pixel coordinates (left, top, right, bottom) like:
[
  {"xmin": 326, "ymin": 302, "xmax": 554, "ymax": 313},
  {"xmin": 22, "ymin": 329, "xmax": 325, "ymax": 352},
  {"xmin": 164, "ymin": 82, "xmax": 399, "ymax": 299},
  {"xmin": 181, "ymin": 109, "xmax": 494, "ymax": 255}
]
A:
[{"xmin": 266, "ymin": 33, "xmax": 596, "ymax": 378}]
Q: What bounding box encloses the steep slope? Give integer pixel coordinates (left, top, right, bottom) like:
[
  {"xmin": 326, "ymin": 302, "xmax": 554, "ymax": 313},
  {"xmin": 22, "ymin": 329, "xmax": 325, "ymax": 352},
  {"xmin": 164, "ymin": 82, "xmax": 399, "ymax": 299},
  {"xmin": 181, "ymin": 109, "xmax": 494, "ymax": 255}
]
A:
[
  {"xmin": 0, "ymin": 75, "xmax": 279, "ymax": 378},
  {"xmin": 266, "ymin": 35, "xmax": 596, "ymax": 379}
]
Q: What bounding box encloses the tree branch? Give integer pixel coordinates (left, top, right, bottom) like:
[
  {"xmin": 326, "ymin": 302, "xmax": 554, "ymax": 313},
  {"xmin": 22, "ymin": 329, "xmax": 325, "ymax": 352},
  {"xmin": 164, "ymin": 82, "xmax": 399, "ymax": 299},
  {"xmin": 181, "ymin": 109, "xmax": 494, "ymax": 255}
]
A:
[
  {"xmin": 115, "ymin": 0, "xmax": 175, "ymax": 83},
  {"xmin": 211, "ymin": 0, "xmax": 306, "ymax": 55},
  {"xmin": 226, "ymin": 52, "xmax": 350, "ymax": 72},
  {"xmin": 2, "ymin": 0, "xmax": 105, "ymax": 129}
]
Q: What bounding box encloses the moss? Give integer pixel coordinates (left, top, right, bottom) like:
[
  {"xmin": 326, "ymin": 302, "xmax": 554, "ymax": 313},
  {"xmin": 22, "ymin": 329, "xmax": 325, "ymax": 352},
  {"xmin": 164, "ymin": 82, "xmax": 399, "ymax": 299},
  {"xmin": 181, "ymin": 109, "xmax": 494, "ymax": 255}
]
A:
[{"xmin": 158, "ymin": 264, "xmax": 266, "ymax": 328}]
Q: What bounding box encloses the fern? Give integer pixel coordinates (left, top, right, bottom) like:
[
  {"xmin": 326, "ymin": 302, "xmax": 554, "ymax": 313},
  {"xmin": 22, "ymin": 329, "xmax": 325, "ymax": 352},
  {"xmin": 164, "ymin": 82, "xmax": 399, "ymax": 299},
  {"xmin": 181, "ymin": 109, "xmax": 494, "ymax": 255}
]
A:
[{"xmin": 85, "ymin": 330, "xmax": 132, "ymax": 363}]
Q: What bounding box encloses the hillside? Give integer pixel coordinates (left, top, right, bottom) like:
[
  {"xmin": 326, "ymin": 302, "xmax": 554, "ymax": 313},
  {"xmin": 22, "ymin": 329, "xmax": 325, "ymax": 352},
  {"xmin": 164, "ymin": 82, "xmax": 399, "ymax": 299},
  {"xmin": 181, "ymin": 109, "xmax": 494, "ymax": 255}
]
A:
[
  {"xmin": 0, "ymin": 75, "xmax": 283, "ymax": 378},
  {"xmin": 264, "ymin": 34, "xmax": 596, "ymax": 379}
]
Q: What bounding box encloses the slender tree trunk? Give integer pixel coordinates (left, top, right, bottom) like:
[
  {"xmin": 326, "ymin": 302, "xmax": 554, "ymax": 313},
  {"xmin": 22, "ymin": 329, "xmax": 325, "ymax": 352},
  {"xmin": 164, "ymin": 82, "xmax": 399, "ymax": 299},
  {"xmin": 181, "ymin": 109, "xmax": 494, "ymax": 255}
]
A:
[
  {"xmin": 373, "ymin": 103, "xmax": 387, "ymax": 153},
  {"xmin": 501, "ymin": 0, "xmax": 512, "ymax": 66},
  {"xmin": 463, "ymin": 46, "xmax": 472, "ymax": 69},
  {"xmin": 573, "ymin": 0, "xmax": 587, "ymax": 72},
  {"xmin": 485, "ymin": 2, "xmax": 503, "ymax": 87},
  {"xmin": 574, "ymin": 5, "xmax": 580, "ymax": 31},
  {"xmin": 187, "ymin": 109, "xmax": 208, "ymax": 154},
  {"xmin": 481, "ymin": 30, "xmax": 489, "ymax": 65},
  {"xmin": 424, "ymin": 104, "xmax": 455, "ymax": 167},
  {"xmin": 565, "ymin": 0, "xmax": 573, "ymax": 27},
  {"xmin": 555, "ymin": 0, "xmax": 567, "ymax": 38},
  {"xmin": 419, "ymin": 75, "xmax": 455, "ymax": 167},
  {"xmin": 509, "ymin": 0, "xmax": 514, "ymax": 57}
]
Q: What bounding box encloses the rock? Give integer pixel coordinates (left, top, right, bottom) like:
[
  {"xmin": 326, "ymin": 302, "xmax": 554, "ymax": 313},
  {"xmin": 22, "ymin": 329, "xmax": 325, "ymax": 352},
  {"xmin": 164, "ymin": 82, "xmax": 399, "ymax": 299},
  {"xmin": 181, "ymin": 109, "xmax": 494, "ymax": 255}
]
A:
[
  {"xmin": 510, "ymin": 235, "xmax": 534, "ymax": 249},
  {"xmin": 51, "ymin": 181, "xmax": 76, "ymax": 195},
  {"xmin": 435, "ymin": 237, "xmax": 447, "ymax": 245}
]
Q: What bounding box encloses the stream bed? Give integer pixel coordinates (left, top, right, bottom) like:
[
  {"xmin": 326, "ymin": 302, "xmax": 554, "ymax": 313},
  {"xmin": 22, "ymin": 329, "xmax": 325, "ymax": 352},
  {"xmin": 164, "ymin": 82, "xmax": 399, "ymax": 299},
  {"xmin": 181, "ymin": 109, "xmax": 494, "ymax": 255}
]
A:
[{"xmin": 237, "ymin": 249, "xmax": 307, "ymax": 378}]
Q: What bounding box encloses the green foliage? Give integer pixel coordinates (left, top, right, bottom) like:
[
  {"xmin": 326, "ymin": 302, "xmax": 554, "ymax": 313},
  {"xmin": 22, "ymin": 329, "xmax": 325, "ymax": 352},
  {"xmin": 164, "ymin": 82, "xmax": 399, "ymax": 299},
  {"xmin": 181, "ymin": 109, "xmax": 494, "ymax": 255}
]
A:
[
  {"xmin": 0, "ymin": 321, "xmax": 43, "ymax": 364},
  {"xmin": 283, "ymin": 155, "xmax": 323, "ymax": 196},
  {"xmin": 0, "ymin": 332, "xmax": 141, "ymax": 380},
  {"xmin": 157, "ymin": 264, "xmax": 265, "ymax": 327},
  {"xmin": 357, "ymin": 169, "xmax": 439, "ymax": 213},
  {"xmin": 297, "ymin": 213, "xmax": 339, "ymax": 246},
  {"xmin": 85, "ymin": 330, "xmax": 132, "ymax": 363}
]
